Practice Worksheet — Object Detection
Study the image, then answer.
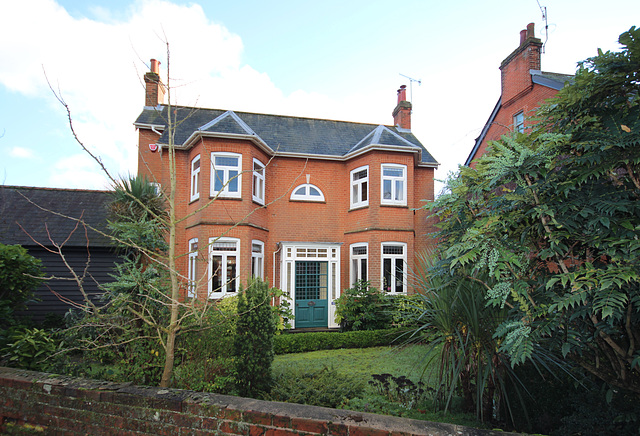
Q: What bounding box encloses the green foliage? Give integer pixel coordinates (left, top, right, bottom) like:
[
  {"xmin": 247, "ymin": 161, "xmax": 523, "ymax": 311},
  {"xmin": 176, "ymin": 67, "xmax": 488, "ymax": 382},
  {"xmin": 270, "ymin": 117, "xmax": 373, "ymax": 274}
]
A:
[
  {"xmin": 268, "ymin": 366, "xmax": 365, "ymax": 408},
  {"xmin": 173, "ymin": 297, "xmax": 238, "ymax": 393},
  {"xmin": 233, "ymin": 278, "xmax": 277, "ymax": 397},
  {"xmin": 0, "ymin": 243, "xmax": 44, "ymax": 327},
  {"xmin": 335, "ymin": 281, "xmax": 392, "ymax": 331},
  {"xmin": 425, "ymin": 26, "xmax": 640, "ymax": 396},
  {"xmin": 1, "ymin": 327, "xmax": 58, "ymax": 371},
  {"xmin": 368, "ymin": 373, "xmax": 432, "ymax": 410},
  {"xmin": 273, "ymin": 328, "xmax": 404, "ymax": 354}
]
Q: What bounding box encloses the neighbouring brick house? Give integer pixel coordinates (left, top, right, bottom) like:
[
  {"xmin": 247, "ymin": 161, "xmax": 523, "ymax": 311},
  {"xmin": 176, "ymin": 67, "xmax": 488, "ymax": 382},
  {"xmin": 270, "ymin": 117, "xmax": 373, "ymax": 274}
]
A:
[
  {"xmin": 135, "ymin": 60, "xmax": 438, "ymax": 329},
  {"xmin": 465, "ymin": 23, "xmax": 573, "ymax": 167},
  {"xmin": 0, "ymin": 186, "xmax": 119, "ymax": 322}
]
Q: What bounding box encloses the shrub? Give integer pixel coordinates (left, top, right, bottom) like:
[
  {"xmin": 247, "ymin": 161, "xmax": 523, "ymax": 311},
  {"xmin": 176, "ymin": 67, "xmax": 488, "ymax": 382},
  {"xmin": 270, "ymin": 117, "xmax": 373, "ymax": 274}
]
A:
[
  {"xmin": 335, "ymin": 281, "xmax": 391, "ymax": 331},
  {"xmin": 0, "ymin": 244, "xmax": 44, "ymax": 328},
  {"xmin": 173, "ymin": 296, "xmax": 238, "ymax": 392},
  {"xmin": 268, "ymin": 366, "xmax": 365, "ymax": 408},
  {"xmin": 1, "ymin": 327, "xmax": 58, "ymax": 371},
  {"xmin": 233, "ymin": 278, "xmax": 278, "ymax": 397},
  {"xmin": 273, "ymin": 328, "xmax": 404, "ymax": 354}
]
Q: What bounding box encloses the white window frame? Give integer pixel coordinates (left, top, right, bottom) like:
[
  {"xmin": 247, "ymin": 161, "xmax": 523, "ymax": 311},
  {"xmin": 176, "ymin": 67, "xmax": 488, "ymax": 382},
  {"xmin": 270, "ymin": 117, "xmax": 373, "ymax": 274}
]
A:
[
  {"xmin": 513, "ymin": 111, "xmax": 524, "ymax": 133},
  {"xmin": 381, "ymin": 242, "xmax": 407, "ymax": 294},
  {"xmin": 187, "ymin": 238, "xmax": 198, "ymax": 298},
  {"xmin": 208, "ymin": 237, "xmax": 240, "ymax": 298},
  {"xmin": 290, "ymin": 183, "xmax": 325, "ymax": 202},
  {"xmin": 251, "ymin": 240, "xmax": 264, "ymax": 279},
  {"xmin": 190, "ymin": 155, "xmax": 201, "ymax": 202},
  {"xmin": 350, "ymin": 165, "xmax": 369, "ymax": 208},
  {"xmin": 350, "ymin": 243, "xmax": 368, "ymax": 286},
  {"xmin": 381, "ymin": 164, "xmax": 407, "ymax": 206},
  {"xmin": 252, "ymin": 158, "xmax": 265, "ymax": 205},
  {"xmin": 211, "ymin": 152, "xmax": 242, "ymax": 198}
]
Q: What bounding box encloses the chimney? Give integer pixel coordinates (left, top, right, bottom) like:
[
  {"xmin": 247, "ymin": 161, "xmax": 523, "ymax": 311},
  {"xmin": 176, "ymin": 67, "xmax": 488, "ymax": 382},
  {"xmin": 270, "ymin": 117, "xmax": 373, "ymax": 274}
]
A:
[
  {"xmin": 144, "ymin": 58, "xmax": 165, "ymax": 107},
  {"xmin": 392, "ymin": 85, "xmax": 412, "ymax": 130},
  {"xmin": 499, "ymin": 23, "xmax": 543, "ymax": 105}
]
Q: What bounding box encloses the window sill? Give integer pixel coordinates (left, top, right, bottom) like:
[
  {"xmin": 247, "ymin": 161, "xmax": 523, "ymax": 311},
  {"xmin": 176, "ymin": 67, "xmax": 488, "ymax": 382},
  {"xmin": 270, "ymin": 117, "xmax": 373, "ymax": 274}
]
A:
[
  {"xmin": 380, "ymin": 203, "xmax": 408, "ymax": 209},
  {"xmin": 348, "ymin": 205, "xmax": 369, "ymax": 212},
  {"xmin": 209, "ymin": 195, "xmax": 243, "ymax": 201}
]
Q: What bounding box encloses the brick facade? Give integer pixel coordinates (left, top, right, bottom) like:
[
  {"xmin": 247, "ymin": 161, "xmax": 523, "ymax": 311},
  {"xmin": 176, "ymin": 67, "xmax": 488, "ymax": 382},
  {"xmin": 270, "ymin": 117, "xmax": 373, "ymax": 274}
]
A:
[
  {"xmin": 135, "ymin": 69, "xmax": 438, "ymax": 328},
  {"xmin": 466, "ymin": 23, "xmax": 572, "ymax": 168}
]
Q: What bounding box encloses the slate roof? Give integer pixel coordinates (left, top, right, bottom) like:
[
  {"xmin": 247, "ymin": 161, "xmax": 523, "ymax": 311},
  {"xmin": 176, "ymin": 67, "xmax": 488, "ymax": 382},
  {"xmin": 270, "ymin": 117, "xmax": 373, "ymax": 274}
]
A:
[
  {"xmin": 0, "ymin": 186, "xmax": 113, "ymax": 247},
  {"xmin": 135, "ymin": 106, "xmax": 438, "ymax": 166}
]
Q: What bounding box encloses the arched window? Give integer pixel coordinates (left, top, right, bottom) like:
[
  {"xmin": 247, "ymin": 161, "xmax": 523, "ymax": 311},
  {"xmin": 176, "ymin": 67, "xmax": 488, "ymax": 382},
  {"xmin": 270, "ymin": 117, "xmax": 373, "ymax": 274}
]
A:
[{"xmin": 290, "ymin": 184, "xmax": 325, "ymax": 202}]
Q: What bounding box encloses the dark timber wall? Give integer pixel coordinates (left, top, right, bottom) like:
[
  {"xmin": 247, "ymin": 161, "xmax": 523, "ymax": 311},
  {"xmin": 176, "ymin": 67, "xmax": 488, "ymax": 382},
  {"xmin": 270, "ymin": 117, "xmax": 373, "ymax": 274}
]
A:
[{"xmin": 0, "ymin": 367, "xmax": 522, "ymax": 436}]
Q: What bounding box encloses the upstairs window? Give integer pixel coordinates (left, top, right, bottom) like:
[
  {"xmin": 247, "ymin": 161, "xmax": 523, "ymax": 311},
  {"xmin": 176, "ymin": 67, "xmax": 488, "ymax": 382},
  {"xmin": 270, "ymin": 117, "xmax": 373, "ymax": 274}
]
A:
[
  {"xmin": 209, "ymin": 237, "xmax": 239, "ymax": 298},
  {"xmin": 211, "ymin": 152, "xmax": 241, "ymax": 198},
  {"xmin": 381, "ymin": 164, "xmax": 406, "ymax": 206},
  {"xmin": 350, "ymin": 166, "xmax": 369, "ymax": 208},
  {"xmin": 382, "ymin": 242, "xmax": 406, "ymax": 294},
  {"xmin": 350, "ymin": 243, "xmax": 368, "ymax": 286},
  {"xmin": 291, "ymin": 184, "xmax": 325, "ymax": 202},
  {"xmin": 252, "ymin": 159, "xmax": 265, "ymax": 204},
  {"xmin": 190, "ymin": 155, "xmax": 200, "ymax": 201},
  {"xmin": 513, "ymin": 111, "xmax": 524, "ymax": 133}
]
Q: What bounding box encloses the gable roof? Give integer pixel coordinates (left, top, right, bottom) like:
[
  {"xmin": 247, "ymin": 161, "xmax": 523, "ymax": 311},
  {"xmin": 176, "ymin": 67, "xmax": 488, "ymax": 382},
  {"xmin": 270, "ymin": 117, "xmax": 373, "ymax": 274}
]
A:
[
  {"xmin": 0, "ymin": 186, "xmax": 113, "ymax": 247},
  {"xmin": 135, "ymin": 106, "xmax": 438, "ymax": 167},
  {"xmin": 464, "ymin": 70, "xmax": 574, "ymax": 166}
]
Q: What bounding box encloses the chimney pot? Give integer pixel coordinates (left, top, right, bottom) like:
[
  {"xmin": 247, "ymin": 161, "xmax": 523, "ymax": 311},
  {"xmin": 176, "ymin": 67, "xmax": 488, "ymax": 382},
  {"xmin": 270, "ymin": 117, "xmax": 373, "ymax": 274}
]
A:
[
  {"xmin": 150, "ymin": 59, "xmax": 160, "ymax": 74},
  {"xmin": 526, "ymin": 22, "xmax": 535, "ymax": 39},
  {"xmin": 520, "ymin": 29, "xmax": 527, "ymax": 45}
]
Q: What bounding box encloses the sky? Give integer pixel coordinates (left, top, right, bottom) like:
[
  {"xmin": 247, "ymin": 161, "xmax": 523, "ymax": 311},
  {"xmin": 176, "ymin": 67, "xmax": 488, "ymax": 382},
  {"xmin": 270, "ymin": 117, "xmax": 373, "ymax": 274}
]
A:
[{"xmin": 0, "ymin": 0, "xmax": 638, "ymax": 194}]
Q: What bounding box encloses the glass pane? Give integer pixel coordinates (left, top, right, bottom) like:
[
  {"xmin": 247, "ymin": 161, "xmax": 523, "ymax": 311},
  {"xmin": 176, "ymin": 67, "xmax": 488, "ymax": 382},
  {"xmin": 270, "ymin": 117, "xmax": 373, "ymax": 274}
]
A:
[
  {"xmin": 193, "ymin": 159, "xmax": 200, "ymax": 170},
  {"xmin": 395, "ymin": 180, "xmax": 404, "ymax": 201},
  {"xmin": 211, "ymin": 255, "xmax": 222, "ymax": 293},
  {"xmin": 362, "ymin": 182, "xmax": 367, "ymax": 202},
  {"xmin": 216, "ymin": 156, "xmax": 238, "ymax": 167},
  {"xmin": 361, "ymin": 258, "xmax": 367, "ymax": 282},
  {"xmin": 228, "ymin": 170, "xmax": 238, "ymax": 192},
  {"xmin": 309, "ymin": 187, "xmax": 320, "ymax": 196},
  {"xmin": 395, "ymin": 259, "xmax": 404, "ymax": 293},
  {"xmin": 227, "ymin": 256, "xmax": 236, "ymax": 292},
  {"xmin": 383, "ymin": 258, "xmax": 392, "ymax": 292},
  {"xmin": 384, "ymin": 167, "xmax": 403, "ymax": 177},
  {"xmin": 294, "ymin": 186, "xmax": 306, "ymax": 196},
  {"xmin": 214, "ymin": 170, "xmax": 224, "ymax": 191},
  {"xmin": 353, "ymin": 169, "xmax": 367, "ymax": 180},
  {"xmin": 383, "ymin": 245, "xmax": 403, "ymax": 255},
  {"xmin": 383, "ymin": 180, "xmax": 392, "ymax": 199},
  {"xmin": 352, "ymin": 246, "xmax": 366, "ymax": 256}
]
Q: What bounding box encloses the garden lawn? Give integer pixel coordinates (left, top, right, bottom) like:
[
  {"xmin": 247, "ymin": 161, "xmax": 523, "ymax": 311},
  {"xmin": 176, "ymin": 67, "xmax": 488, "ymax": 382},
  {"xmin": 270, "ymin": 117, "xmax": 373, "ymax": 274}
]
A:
[{"xmin": 272, "ymin": 344, "xmax": 481, "ymax": 428}]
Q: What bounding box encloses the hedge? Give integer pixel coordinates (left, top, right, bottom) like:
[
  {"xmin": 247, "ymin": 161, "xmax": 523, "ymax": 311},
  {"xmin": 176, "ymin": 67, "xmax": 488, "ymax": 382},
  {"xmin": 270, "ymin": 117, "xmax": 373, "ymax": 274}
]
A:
[{"xmin": 273, "ymin": 328, "xmax": 407, "ymax": 354}]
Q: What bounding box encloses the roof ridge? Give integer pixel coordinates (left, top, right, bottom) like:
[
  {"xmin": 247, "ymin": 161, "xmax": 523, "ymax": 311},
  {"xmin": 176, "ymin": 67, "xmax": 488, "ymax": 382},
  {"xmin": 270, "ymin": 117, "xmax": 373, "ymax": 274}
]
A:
[{"xmin": 1, "ymin": 185, "xmax": 111, "ymax": 193}]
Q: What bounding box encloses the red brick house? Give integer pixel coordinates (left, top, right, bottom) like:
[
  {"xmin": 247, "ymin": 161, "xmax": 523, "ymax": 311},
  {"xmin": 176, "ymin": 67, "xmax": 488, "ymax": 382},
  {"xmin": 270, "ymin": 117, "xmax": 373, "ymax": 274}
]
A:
[
  {"xmin": 465, "ymin": 23, "xmax": 573, "ymax": 167},
  {"xmin": 134, "ymin": 61, "xmax": 438, "ymax": 329}
]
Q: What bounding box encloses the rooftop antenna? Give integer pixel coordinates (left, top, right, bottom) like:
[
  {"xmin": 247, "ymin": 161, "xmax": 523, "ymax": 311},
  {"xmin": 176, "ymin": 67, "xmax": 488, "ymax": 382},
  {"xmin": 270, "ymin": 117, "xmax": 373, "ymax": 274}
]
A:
[
  {"xmin": 536, "ymin": 0, "xmax": 549, "ymax": 53},
  {"xmin": 399, "ymin": 73, "xmax": 421, "ymax": 103}
]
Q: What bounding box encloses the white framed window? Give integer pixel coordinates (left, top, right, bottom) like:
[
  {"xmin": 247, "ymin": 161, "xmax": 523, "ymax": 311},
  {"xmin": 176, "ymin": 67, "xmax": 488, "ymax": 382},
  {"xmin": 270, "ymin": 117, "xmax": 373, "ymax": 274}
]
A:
[
  {"xmin": 513, "ymin": 111, "xmax": 524, "ymax": 133},
  {"xmin": 251, "ymin": 240, "xmax": 264, "ymax": 279},
  {"xmin": 190, "ymin": 155, "xmax": 201, "ymax": 201},
  {"xmin": 350, "ymin": 166, "xmax": 369, "ymax": 208},
  {"xmin": 381, "ymin": 242, "xmax": 407, "ymax": 294},
  {"xmin": 290, "ymin": 184, "xmax": 325, "ymax": 202},
  {"xmin": 211, "ymin": 152, "xmax": 242, "ymax": 198},
  {"xmin": 252, "ymin": 159, "xmax": 265, "ymax": 204},
  {"xmin": 350, "ymin": 243, "xmax": 368, "ymax": 286},
  {"xmin": 208, "ymin": 237, "xmax": 239, "ymax": 298},
  {"xmin": 187, "ymin": 238, "xmax": 198, "ymax": 298},
  {"xmin": 381, "ymin": 164, "xmax": 406, "ymax": 206}
]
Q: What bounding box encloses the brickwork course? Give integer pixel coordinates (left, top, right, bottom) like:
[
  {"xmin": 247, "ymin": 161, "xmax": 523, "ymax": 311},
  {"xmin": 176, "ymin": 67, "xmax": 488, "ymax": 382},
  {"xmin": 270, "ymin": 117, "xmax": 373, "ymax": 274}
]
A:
[{"xmin": 0, "ymin": 367, "xmax": 527, "ymax": 436}]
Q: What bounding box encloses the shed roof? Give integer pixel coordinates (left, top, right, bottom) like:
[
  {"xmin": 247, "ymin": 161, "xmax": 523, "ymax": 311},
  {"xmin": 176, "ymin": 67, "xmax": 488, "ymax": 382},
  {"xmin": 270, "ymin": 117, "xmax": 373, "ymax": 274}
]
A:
[{"xmin": 0, "ymin": 186, "xmax": 113, "ymax": 247}]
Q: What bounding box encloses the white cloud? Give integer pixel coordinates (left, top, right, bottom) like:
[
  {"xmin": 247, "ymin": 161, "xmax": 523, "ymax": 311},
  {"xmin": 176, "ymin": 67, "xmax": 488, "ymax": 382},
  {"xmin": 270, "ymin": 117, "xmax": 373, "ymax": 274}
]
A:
[
  {"xmin": 50, "ymin": 153, "xmax": 109, "ymax": 190},
  {"xmin": 9, "ymin": 147, "xmax": 35, "ymax": 159}
]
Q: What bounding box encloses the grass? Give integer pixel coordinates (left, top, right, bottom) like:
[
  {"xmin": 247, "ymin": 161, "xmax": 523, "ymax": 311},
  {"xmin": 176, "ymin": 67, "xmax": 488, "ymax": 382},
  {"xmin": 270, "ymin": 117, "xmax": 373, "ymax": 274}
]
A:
[{"xmin": 272, "ymin": 344, "xmax": 483, "ymax": 428}]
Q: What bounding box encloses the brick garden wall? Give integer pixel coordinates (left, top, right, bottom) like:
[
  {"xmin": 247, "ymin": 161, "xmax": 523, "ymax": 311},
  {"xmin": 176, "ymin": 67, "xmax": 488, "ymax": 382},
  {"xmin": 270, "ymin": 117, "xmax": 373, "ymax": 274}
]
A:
[{"xmin": 0, "ymin": 367, "xmax": 522, "ymax": 436}]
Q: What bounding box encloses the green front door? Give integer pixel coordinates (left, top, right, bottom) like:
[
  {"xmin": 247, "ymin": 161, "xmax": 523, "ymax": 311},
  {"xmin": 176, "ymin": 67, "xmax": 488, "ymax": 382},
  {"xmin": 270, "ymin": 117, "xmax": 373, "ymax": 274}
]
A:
[{"xmin": 295, "ymin": 261, "xmax": 328, "ymax": 328}]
